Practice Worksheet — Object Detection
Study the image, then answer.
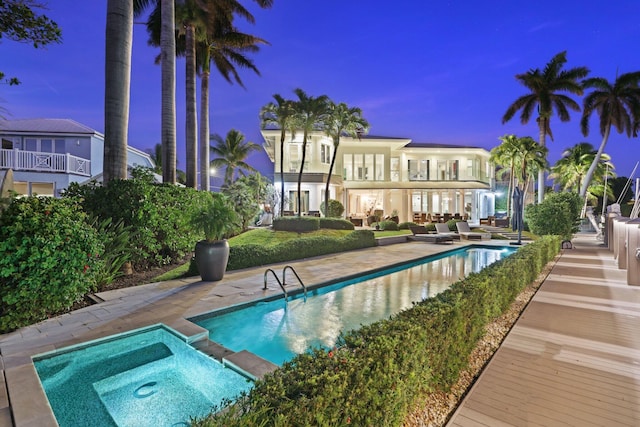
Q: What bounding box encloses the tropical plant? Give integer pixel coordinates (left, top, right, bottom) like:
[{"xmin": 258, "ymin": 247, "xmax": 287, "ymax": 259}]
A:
[
  {"xmin": 210, "ymin": 129, "xmax": 260, "ymax": 186},
  {"xmin": 291, "ymin": 88, "xmax": 329, "ymax": 216},
  {"xmin": 490, "ymin": 135, "xmax": 520, "ymax": 217},
  {"xmin": 525, "ymin": 192, "xmax": 582, "ymax": 240},
  {"xmin": 260, "ymin": 94, "xmax": 298, "ymax": 216},
  {"xmin": 578, "ymin": 71, "xmax": 640, "ymax": 197},
  {"xmin": 223, "ymin": 174, "xmax": 265, "ymax": 231},
  {"xmin": 322, "ymin": 101, "xmax": 369, "ymax": 215},
  {"xmin": 0, "ymin": 197, "xmax": 104, "ymax": 333},
  {"xmin": 502, "ymin": 51, "xmax": 589, "ymax": 202},
  {"xmin": 191, "ymin": 192, "xmax": 239, "ymax": 242},
  {"xmin": 514, "ymin": 136, "xmax": 548, "ymax": 199},
  {"xmin": 550, "ymin": 142, "xmax": 615, "ymax": 204}
]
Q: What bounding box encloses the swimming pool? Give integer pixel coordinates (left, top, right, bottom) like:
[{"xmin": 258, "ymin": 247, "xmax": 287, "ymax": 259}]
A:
[
  {"xmin": 194, "ymin": 245, "xmax": 515, "ymax": 365},
  {"xmin": 33, "ymin": 324, "xmax": 252, "ymax": 427}
]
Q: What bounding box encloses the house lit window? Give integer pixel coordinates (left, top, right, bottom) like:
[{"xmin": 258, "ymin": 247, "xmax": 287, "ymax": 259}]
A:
[{"xmin": 320, "ymin": 144, "xmax": 331, "ymax": 164}]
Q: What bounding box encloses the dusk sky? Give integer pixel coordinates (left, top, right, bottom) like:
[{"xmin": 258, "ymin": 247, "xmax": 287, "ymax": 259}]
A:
[{"xmin": 3, "ymin": 0, "xmax": 640, "ymax": 188}]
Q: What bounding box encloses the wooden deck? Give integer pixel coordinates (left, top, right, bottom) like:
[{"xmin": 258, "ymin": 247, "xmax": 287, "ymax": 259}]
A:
[{"xmin": 447, "ymin": 234, "xmax": 640, "ymax": 427}]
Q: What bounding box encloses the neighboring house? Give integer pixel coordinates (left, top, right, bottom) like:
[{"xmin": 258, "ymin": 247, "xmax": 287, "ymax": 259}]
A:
[
  {"xmin": 260, "ymin": 130, "xmax": 496, "ymax": 224},
  {"xmin": 0, "ymin": 118, "xmax": 156, "ymax": 197}
]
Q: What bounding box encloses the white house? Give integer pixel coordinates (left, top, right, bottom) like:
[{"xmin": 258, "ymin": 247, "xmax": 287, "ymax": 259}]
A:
[
  {"xmin": 260, "ymin": 130, "xmax": 496, "ymax": 224},
  {"xmin": 0, "ymin": 118, "xmax": 155, "ymax": 197}
]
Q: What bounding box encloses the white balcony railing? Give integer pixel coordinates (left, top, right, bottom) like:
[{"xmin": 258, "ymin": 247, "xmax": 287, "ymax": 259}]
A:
[{"xmin": 0, "ymin": 149, "xmax": 91, "ymax": 176}]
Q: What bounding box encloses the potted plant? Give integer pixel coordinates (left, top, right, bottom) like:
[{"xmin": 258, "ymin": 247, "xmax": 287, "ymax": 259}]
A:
[{"xmin": 191, "ymin": 193, "xmax": 238, "ymax": 281}]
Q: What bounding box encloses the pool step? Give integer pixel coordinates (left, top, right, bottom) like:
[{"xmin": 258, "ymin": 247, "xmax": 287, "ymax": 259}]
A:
[{"xmin": 223, "ymin": 350, "xmax": 278, "ymax": 381}]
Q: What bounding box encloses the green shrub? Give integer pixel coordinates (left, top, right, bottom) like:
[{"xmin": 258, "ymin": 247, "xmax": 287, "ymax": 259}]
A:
[
  {"xmin": 525, "ymin": 192, "xmax": 582, "ymax": 240},
  {"xmin": 398, "ymin": 221, "xmax": 418, "ymax": 230},
  {"xmin": 195, "ymin": 236, "xmax": 560, "ymax": 426},
  {"xmin": 319, "ymin": 199, "xmax": 345, "ymax": 218},
  {"xmin": 272, "ymin": 216, "xmax": 320, "ymax": 232},
  {"xmin": 227, "ymin": 230, "xmax": 375, "ymax": 270},
  {"xmin": 379, "ymin": 220, "xmax": 399, "ymax": 231},
  {"xmin": 319, "ymin": 218, "xmax": 355, "ymax": 230},
  {"xmin": 65, "ymin": 179, "xmax": 210, "ymax": 270},
  {"xmin": 445, "ymin": 219, "xmax": 460, "ymax": 231},
  {"xmin": 0, "ymin": 197, "xmax": 105, "ymax": 333}
]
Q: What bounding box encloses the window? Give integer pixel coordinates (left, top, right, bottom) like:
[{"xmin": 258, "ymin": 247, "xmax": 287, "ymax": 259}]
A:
[
  {"xmin": 343, "ymin": 154, "xmax": 353, "ymax": 180},
  {"xmin": 391, "ymin": 157, "xmax": 399, "ymax": 182},
  {"xmin": 409, "ymin": 159, "xmax": 429, "ymax": 181},
  {"xmin": 467, "ymin": 159, "xmax": 474, "ymax": 178},
  {"xmin": 288, "ymin": 190, "xmax": 309, "ymax": 214},
  {"xmin": 449, "ymin": 160, "xmax": 459, "ymax": 180},
  {"xmin": 345, "ymin": 153, "xmax": 385, "ymax": 181},
  {"xmin": 375, "ymin": 154, "xmax": 385, "ymax": 180},
  {"xmin": 320, "ymin": 144, "xmax": 331, "ymax": 164}
]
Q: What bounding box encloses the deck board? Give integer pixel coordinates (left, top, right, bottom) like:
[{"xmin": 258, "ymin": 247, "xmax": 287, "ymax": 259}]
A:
[{"xmin": 447, "ymin": 235, "xmax": 640, "ymax": 427}]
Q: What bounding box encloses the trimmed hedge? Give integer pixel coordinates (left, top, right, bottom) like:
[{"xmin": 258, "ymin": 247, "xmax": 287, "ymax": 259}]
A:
[
  {"xmin": 194, "ymin": 235, "xmax": 561, "ymax": 426},
  {"xmin": 227, "ymin": 230, "xmax": 375, "ymax": 270},
  {"xmin": 379, "ymin": 220, "xmax": 399, "ymax": 231},
  {"xmin": 272, "ymin": 216, "xmax": 320, "ymax": 232},
  {"xmin": 398, "ymin": 221, "xmax": 418, "ymax": 230},
  {"xmin": 319, "ymin": 218, "xmax": 355, "ymax": 230}
]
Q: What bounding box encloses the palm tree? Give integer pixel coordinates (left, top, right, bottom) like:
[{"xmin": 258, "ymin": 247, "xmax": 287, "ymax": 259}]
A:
[
  {"xmin": 322, "ymin": 101, "xmax": 369, "ymax": 216},
  {"xmin": 550, "ymin": 142, "xmax": 615, "ymax": 210},
  {"xmin": 489, "ymin": 135, "xmax": 520, "ymax": 218},
  {"xmin": 210, "ymin": 129, "xmax": 260, "ymax": 186},
  {"xmin": 502, "ymin": 51, "xmax": 589, "ymax": 202},
  {"xmin": 104, "ymin": 0, "xmax": 133, "ymax": 183},
  {"xmin": 196, "ymin": 4, "xmax": 267, "ymax": 191},
  {"xmin": 515, "ymin": 136, "xmax": 548, "ymax": 201},
  {"xmin": 145, "ymin": 0, "xmax": 271, "ymax": 189},
  {"xmin": 578, "ymin": 71, "xmax": 640, "ymax": 197},
  {"xmin": 260, "ymin": 94, "xmax": 298, "ymax": 216},
  {"xmin": 291, "ymin": 88, "xmax": 329, "ymax": 216}
]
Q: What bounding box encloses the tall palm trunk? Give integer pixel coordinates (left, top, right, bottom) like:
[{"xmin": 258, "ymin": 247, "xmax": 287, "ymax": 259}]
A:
[
  {"xmin": 199, "ymin": 67, "xmax": 210, "ymax": 191},
  {"xmin": 506, "ymin": 163, "xmax": 514, "ymax": 219},
  {"xmin": 297, "ymin": 135, "xmax": 308, "ymax": 216},
  {"xmin": 279, "ymin": 131, "xmax": 285, "ymax": 215},
  {"xmin": 537, "ymin": 117, "xmax": 547, "ymax": 203},
  {"xmin": 579, "ymin": 125, "xmax": 611, "ymax": 198},
  {"xmin": 161, "ymin": 0, "xmax": 176, "ymax": 184},
  {"xmin": 104, "ymin": 0, "xmax": 132, "ymax": 183},
  {"xmin": 185, "ymin": 23, "xmax": 198, "ymax": 188},
  {"xmin": 324, "ymin": 139, "xmax": 338, "ymax": 216}
]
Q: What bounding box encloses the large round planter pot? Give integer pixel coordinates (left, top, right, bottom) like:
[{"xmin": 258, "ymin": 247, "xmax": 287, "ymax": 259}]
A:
[{"xmin": 194, "ymin": 239, "xmax": 229, "ymax": 281}]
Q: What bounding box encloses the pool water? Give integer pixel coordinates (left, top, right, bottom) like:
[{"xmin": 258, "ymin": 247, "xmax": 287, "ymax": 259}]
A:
[
  {"xmin": 33, "ymin": 325, "xmax": 252, "ymax": 427},
  {"xmin": 195, "ymin": 245, "xmax": 515, "ymax": 365}
]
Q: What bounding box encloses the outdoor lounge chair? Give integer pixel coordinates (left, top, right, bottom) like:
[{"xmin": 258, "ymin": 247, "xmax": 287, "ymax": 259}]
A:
[
  {"xmin": 409, "ymin": 226, "xmax": 454, "ymax": 244},
  {"xmin": 434, "ymin": 223, "xmax": 461, "ymax": 240},
  {"xmin": 455, "ymin": 221, "xmax": 483, "ymax": 240}
]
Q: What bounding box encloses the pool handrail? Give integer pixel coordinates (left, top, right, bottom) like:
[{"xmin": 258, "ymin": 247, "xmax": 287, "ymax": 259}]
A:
[
  {"xmin": 283, "ymin": 265, "xmax": 307, "ymax": 300},
  {"xmin": 263, "ymin": 268, "xmax": 287, "ymax": 299}
]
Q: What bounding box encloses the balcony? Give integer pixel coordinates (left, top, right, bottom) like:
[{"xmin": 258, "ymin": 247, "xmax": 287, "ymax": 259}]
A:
[{"xmin": 0, "ymin": 149, "xmax": 91, "ymax": 176}]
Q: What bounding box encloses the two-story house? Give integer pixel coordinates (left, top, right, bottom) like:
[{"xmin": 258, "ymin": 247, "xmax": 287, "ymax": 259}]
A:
[
  {"xmin": 261, "ymin": 130, "xmax": 496, "ymax": 224},
  {"xmin": 0, "ymin": 118, "xmax": 155, "ymax": 197}
]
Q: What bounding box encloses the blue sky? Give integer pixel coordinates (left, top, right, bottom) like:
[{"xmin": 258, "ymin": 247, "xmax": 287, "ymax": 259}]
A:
[{"xmin": 3, "ymin": 0, "xmax": 640, "ymax": 188}]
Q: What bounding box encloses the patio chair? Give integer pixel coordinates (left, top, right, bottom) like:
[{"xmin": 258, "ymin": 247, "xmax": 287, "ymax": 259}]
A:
[
  {"xmin": 409, "ymin": 226, "xmax": 454, "ymax": 244},
  {"xmin": 455, "ymin": 221, "xmax": 483, "ymax": 240},
  {"xmin": 434, "ymin": 223, "xmax": 461, "ymax": 240}
]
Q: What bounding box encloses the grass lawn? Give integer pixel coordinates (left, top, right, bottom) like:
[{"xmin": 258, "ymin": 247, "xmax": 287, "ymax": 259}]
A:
[{"xmin": 152, "ymin": 228, "xmax": 411, "ymax": 282}]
